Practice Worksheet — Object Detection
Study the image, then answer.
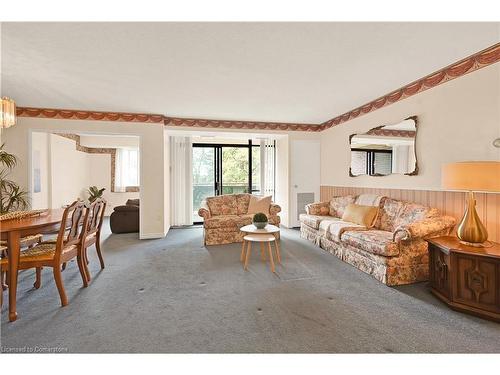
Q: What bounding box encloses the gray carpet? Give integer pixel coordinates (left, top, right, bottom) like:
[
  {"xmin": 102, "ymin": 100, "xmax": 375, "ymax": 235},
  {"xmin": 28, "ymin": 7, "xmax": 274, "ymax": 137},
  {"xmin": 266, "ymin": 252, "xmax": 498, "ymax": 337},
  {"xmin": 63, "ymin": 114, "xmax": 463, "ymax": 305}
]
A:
[{"xmin": 1, "ymin": 222, "xmax": 499, "ymax": 353}]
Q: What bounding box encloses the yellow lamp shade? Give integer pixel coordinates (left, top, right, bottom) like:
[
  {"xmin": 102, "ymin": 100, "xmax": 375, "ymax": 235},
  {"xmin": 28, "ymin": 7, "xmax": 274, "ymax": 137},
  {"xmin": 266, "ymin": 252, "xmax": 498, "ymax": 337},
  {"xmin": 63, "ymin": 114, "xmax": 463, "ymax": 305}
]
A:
[{"xmin": 442, "ymin": 161, "xmax": 500, "ymax": 192}]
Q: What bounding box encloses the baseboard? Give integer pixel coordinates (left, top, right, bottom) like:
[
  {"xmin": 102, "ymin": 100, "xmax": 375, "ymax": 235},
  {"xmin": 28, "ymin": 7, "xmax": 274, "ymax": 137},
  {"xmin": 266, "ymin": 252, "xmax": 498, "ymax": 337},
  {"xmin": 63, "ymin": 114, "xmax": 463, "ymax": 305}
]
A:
[{"xmin": 139, "ymin": 232, "xmax": 167, "ymax": 240}]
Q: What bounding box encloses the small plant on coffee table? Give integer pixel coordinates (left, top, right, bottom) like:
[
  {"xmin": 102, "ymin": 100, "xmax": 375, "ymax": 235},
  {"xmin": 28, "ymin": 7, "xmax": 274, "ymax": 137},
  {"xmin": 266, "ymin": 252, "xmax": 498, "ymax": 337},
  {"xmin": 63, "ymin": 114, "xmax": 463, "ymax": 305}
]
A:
[{"xmin": 252, "ymin": 212, "xmax": 268, "ymax": 229}]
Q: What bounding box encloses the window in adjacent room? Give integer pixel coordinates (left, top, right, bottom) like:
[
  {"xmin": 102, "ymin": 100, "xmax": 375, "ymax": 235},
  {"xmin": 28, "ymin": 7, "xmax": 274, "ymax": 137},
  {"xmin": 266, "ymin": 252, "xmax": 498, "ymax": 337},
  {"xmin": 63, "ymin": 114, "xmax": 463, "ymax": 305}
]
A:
[{"xmin": 114, "ymin": 148, "xmax": 140, "ymax": 192}]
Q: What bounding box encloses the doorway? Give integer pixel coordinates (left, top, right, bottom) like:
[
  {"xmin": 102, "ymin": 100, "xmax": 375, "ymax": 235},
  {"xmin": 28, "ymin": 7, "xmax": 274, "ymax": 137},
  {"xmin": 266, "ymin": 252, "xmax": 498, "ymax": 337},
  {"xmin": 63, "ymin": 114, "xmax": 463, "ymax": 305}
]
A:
[{"xmin": 192, "ymin": 140, "xmax": 268, "ymax": 223}]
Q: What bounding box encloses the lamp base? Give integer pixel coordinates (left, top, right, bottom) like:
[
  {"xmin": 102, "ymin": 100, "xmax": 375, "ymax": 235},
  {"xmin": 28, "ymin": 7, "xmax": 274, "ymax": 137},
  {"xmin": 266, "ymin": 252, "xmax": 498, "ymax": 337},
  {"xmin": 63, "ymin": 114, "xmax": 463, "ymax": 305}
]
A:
[
  {"xmin": 456, "ymin": 191, "xmax": 488, "ymax": 246},
  {"xmin": 458, "ymin": 239, "xmax": 494, "ymax": 248},
  {"xmin": 459, "ymin": 240, "xmax": 486, "ymax": 248}
]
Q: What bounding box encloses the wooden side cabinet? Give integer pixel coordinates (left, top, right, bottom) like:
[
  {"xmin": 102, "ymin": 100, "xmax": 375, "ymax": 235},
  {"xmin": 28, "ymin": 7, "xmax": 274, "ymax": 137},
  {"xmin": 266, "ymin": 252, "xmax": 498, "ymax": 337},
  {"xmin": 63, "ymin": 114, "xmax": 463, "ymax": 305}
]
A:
[{"xmin": 427, "ymin": 236, "xmax": 500, "ymax": 322}]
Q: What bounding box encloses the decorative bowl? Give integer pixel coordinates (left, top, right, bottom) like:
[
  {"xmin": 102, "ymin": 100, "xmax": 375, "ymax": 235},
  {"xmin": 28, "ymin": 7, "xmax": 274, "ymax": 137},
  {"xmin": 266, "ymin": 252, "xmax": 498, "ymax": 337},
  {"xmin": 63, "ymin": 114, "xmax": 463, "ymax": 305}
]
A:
[{"xmin": 253, "ymin": 221, "xmax": 267, "ymax": 229}]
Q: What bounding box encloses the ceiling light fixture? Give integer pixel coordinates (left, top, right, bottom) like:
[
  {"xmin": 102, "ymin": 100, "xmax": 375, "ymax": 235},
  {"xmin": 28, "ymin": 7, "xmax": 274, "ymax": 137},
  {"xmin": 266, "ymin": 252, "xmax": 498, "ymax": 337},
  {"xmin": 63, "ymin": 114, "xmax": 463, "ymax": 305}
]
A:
[{"xmin": 0, "ymin": 97, "xmax": 17, "ymax": 128}]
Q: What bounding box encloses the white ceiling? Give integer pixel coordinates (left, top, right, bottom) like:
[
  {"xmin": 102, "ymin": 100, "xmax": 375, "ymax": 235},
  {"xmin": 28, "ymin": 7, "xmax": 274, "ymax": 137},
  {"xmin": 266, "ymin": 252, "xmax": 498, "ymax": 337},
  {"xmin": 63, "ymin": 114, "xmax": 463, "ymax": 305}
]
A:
[{"xmin": 1, "ymin": 22, "xmax": 499, "ymax": 124}]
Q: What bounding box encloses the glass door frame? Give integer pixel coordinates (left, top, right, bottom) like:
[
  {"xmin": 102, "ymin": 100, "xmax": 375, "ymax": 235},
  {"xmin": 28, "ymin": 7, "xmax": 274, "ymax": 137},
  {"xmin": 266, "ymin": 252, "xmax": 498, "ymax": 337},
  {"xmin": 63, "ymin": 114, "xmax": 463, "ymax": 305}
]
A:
[
  {"xmin": 193, "ymin": 140, "xmax": 254, "ymax": 193},
  {"xmin": 192, "ymin": 140, "xmax": 258, "ymax": 224}
]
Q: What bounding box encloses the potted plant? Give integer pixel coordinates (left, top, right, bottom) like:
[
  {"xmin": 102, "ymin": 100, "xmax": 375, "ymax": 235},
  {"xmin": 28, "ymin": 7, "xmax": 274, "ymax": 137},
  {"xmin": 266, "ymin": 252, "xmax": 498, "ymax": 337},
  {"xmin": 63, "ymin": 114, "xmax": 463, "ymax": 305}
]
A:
[
  {"xmin": 87, "ymin": 186, "xmax": 105, "ymax": 203},
  {"xmin": 252, "ymin": 212, "xmax": 268, "ymax": 229},
  {"xmin": 0, "ymin": 144, "xmax": 29, "ymax": 213}
]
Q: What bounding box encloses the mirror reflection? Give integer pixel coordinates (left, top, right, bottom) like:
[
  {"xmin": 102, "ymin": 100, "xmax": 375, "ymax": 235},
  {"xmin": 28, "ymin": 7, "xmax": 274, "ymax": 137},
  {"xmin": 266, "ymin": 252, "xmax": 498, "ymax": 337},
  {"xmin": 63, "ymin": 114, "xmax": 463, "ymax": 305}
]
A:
[{"xmin": 349, "ymin": 116, "xmax": 417, "ymax": 176}]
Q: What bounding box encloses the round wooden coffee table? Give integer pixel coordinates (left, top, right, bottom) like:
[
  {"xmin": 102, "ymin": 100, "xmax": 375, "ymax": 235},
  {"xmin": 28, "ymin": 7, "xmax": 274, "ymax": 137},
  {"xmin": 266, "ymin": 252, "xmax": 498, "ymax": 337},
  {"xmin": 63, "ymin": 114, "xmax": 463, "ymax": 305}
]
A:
[{"xmin": 240, "ymin": 224, "xmax": 281, "ymax": 273}]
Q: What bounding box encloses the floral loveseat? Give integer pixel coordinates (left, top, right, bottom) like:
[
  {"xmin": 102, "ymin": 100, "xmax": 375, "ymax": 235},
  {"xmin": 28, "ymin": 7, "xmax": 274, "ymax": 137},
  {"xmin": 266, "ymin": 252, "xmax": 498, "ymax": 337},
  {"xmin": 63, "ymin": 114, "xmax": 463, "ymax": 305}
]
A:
[
  {"xmin": 300, "ymin": 194, "xmax": 456, "ymax": 286},
  {"xmin": 198, "ymin": 194, "xmax": 281, "ymax": 245}
]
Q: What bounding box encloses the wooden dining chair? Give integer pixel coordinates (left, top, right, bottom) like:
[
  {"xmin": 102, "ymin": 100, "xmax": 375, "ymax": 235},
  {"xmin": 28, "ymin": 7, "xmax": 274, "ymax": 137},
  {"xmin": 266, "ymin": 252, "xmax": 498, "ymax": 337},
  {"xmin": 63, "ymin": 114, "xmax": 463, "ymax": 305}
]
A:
[
  {"xmin": 1, "ymin": 234, "xmax": 44, "ymax": 290},
  {"xmin": 79, "ymin": 198, "xmax": 107, "ymax": 284},
  {"xmin": 0, "ymin": 200, "xmax": 89, "ymax": 308}
]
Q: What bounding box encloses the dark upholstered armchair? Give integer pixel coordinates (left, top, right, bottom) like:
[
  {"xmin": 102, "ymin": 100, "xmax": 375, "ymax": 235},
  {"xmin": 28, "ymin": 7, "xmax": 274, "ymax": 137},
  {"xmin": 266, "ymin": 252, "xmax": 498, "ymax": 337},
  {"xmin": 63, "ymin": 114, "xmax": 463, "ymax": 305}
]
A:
[{"xmin": 110, "ymin": 199, "xmax": 140, "ymax": 234}]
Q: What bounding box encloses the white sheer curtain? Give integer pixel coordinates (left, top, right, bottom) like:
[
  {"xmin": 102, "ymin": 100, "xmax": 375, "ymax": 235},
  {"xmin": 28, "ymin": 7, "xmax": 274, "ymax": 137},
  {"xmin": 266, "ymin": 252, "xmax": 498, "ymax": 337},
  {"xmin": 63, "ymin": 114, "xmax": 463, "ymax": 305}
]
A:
[
  {"xmin": 260, "ymin": 139, "xmax": 275, "ymax": 199},
  {"xmin": 170, "ymin": 136, "xmax": 193, "ymax": 226},
  {"xmin": 115, "ymin": 148, "xmax": 139, "ymax": 192}
]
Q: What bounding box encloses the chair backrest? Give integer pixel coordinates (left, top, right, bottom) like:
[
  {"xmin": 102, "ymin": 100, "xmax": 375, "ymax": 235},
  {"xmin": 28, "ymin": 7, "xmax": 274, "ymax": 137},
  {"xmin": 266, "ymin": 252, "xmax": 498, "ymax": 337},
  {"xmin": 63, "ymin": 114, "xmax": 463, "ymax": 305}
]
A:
[
  {"xmin": 83, "ymin": 198, "xmax": 107, "ymax": 238},
  {"xmin": 55, "ymin": 200, "xmax": 87, "ymax": 255}
]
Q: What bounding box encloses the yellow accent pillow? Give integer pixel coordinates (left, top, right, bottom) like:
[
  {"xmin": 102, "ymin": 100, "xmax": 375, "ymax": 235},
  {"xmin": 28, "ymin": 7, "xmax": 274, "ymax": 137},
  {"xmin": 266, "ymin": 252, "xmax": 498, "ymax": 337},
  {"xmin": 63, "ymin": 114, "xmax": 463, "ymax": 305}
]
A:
[{"xmin": 342, "ymin": 204, "xmax": 379, "ymax": 227}]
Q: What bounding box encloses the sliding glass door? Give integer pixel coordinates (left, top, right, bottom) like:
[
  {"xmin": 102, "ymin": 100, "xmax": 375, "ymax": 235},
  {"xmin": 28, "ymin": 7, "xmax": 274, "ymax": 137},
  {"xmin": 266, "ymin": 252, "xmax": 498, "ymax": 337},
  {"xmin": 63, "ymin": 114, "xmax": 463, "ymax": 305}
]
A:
[
  {"xmin": 192, "ymin": 141, "xmax": 268, "ymax": 222},
  {"xmin": 221, "ymin": 147, "xmax": 249, "ymax": 195}
]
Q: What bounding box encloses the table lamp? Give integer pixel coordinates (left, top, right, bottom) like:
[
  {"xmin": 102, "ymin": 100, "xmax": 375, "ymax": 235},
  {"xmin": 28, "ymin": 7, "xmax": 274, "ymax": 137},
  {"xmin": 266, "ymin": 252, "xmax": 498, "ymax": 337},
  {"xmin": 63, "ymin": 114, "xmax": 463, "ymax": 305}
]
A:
[{"xmin": 442, "ymin": 161, "xmax": 500, "ymax": 247}]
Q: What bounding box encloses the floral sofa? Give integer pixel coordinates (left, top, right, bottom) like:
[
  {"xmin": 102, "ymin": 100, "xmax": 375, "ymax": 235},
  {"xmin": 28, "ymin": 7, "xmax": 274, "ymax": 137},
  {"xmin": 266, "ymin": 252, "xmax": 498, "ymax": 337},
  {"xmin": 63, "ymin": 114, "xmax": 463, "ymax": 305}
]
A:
[
  {"xmin": 198, "ymin": 194, "xmax": 281, "ymax": 245},
  {"xmin": 300, "ymin": 194, "xmax": 456, "ymax": 286}
]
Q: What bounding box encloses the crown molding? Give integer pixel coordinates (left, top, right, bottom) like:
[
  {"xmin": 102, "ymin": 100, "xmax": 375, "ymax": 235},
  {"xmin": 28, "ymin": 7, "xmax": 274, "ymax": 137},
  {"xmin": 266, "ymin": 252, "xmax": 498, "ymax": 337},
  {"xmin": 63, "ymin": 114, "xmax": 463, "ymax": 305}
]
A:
[
  {"xmin": 320, "ymin": 42, "xmax": 500, "ymax": 130},
  {"xmin": 15, "ymin": 43, "xmax": 500, "ymax": 132},
  {"xmin": 16, "ymin": 107, "xmax": 164, "ymax": 123},
  {"xmin": 164, "ymin": 116, "xmax": 320, "ymax": 132}
]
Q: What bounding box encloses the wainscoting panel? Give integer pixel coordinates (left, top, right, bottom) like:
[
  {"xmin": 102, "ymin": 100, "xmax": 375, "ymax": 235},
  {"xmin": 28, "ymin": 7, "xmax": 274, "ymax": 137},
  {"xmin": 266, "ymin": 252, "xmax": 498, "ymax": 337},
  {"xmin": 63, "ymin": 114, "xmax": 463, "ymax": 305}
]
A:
[{"xmin": 320, "ymin": 186, "xmax": 500, "ymax": 243}]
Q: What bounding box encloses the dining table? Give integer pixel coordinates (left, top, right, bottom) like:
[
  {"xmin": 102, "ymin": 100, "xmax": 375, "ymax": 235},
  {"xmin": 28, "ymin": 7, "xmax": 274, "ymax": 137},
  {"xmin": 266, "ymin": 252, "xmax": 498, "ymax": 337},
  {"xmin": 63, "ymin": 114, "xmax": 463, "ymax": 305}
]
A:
[{"xmin": 1, "ymin": 209, "xmax": 64, "ymax": 322}]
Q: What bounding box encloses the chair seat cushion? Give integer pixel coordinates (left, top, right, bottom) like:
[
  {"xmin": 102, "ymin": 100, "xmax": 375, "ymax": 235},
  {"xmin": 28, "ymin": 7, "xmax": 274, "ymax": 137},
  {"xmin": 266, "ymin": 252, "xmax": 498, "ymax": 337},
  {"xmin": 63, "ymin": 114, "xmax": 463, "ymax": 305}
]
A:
[
  {"xmin": 341, "ymin": 229, "xmax": 399, "ymax": 257},
  {"xmin": 0, "ymin": 242, "xmax": 77, "ymax": 264},
  {"xmin": 299, "ymin": 214, "xmax": 338, "ymax": 230},
  {"xmin": 0, "ymin": 234, "xmax": 43, "ymax": 249}
]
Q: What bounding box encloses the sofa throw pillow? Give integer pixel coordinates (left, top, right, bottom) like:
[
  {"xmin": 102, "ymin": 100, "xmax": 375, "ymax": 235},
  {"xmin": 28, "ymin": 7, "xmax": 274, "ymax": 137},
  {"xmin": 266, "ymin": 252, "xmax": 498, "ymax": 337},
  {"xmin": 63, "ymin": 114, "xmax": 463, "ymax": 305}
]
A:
[
  {"xmin": 375, "ymin": 198, "xmax": 403, "ymax": 231},
  {"xmin": 247, "ymin": 195, "xmax": 272, "ymax": 215},
  {"xmin": 235, "ymin": 194, "xmax": 251, "ymax": 215},
  {"xmin": 206, "ymin": 195, "xmax": 238, "ymax": 216},
  {"xmin": 317, "ymin": 206, "xmax": 330, "ymax": 216},
  {"xmin": 342, "ymin": 203, "xmax": 379, "ymax": 228},
  {"xmin": 329, "ymin": 195, "xmax": 356, "ymax": 218}
]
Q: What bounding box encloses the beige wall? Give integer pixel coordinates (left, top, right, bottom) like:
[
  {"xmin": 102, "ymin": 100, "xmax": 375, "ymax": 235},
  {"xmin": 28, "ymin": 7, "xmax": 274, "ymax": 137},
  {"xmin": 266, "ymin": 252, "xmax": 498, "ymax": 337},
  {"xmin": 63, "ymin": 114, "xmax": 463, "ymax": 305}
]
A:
[
  {"xmin": 320, "ymin": 63, "xmax": 500, "ymax": 190},
  {"xmin": 3, "ymin": 118, "xmax": 168, "ymax": 239},
  {"xmin": 79, "ymin": 135, "xmax": 140, "ymax": 148},
  {"xmin": 87, "ymin": 153, "xmax": 139, "ymax": 214},
  {"xmin": 30, "ymin": 132, "xmax": 139, "ymax": 214},
  {"xmin": 49, "ymin": 134, "xmax": 90, "ymax": 208},
  {"xmin": 31, "ymin": 132, "xmax": 50, "ymax": 209},
  {"xmin": 275, "ymin": 132, "xmax": 322, "ymax": 228}
]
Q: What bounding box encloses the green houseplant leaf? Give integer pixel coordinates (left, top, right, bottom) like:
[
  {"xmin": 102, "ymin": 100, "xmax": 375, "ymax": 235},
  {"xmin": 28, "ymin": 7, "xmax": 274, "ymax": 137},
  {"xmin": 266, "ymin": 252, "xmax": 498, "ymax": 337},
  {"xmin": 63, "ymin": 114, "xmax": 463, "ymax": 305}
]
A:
[
  {"xmin": 252, "ymin": 212, "xmax": 268, "ymax": 229},
  {"xmin": 0, "ymin": 145, "xmax": 30, "ymax": 214},
  {"xmin": 87, "ymin": 186, "xmax": 106, "ymax": 203},
  {"xmin": 253, "ymin": 213, "xmax": 268, "ymax": 222}
]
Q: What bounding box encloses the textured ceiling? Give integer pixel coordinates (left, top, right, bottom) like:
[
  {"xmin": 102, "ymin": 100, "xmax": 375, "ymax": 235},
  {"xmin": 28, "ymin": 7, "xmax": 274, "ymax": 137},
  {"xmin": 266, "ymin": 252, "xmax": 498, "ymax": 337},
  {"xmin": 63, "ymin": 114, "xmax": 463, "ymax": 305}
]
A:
[{"xmin": 1, "ymin": 22, "xmax": 499, "ymax": 124}]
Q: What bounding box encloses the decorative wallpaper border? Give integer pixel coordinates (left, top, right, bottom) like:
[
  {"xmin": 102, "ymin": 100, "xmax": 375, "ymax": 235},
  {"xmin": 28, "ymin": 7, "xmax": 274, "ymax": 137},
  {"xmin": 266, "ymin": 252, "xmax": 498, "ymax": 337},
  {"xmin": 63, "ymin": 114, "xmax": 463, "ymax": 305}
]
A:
[
  {"xmin": 56, "ymin": 133, "xmax": 116, "ymax": 154},
  {"xmin": 17, "ymin": 107, "xmax": 164, "ymax": 123},
  {"xmin": 319, "ymin": 42, "xmax": 500, "ymax": 130},
  {"xmin": 15, "ymin": 42, "xmax": 500, "ymax": 132},
  {"xmin": 16, "ymin": 107, "xmax": 318, "ymax": 131},
  {"xmin": 164, "ymin": 117, "xmax": 319, "ymax": 132},
  {"xmin": 365, "ymin": 129, "xmax": 415, "ymax": 138}
]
